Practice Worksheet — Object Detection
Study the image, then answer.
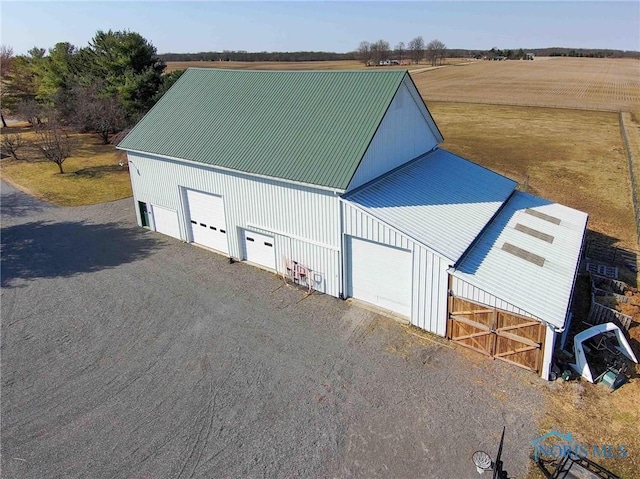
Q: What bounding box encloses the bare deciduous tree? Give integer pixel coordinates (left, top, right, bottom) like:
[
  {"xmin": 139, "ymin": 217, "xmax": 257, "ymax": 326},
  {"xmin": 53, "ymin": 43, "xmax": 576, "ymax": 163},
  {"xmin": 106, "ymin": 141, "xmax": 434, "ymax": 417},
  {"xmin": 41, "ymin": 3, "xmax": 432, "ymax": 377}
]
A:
[
  {"xmin": 357, "ymin": 41, "xmax": 372, "ymax": 65},
  {"xmin": 72, "ymin": 82, "xmax": 125, "ymax": 144},
  {"xmin": 1, "ymin": 133, "xmax": 26, "ymax": 160},
  {"xmin": 395, "ymin": 42, "xmax": 405, "ymax": 64},
  {"xmin": 426, "ymin": 39, "xmax": 447, "ymax": 66},
  {"xmin": 371, "ymin": 40, "xmax": 390, "ymax": 64},
  {"xmin": 408, "ymin": 36, "xmax": 425, "ymax": 64},
  {"xmin": 15, "ymin": 99, "xmax": 43, "ymax": 126},
  {"xmin": 34, "ymin": 113, "xmax": 73, "ymax": 174}
]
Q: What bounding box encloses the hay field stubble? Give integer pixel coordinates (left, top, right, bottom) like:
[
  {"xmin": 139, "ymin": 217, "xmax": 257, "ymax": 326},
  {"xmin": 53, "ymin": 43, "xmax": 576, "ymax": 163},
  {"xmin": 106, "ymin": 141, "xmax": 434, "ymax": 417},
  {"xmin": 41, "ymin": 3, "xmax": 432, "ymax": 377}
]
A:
[
  {"xmin": 413, "ymin": 57, "xmax": 640, "ymax": 112},
  {"xmin": 427, "ymin": 102, "xmax": 637, "ymax": 248}
]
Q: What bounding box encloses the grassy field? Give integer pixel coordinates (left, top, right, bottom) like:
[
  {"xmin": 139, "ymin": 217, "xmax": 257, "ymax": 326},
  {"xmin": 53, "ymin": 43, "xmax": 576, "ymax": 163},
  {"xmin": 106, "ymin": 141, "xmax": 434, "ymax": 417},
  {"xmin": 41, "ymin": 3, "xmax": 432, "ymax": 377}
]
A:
[
  {"xmin": 524, "ymin": 370, "xmax": 640, "ymax": 479},
  {"xmin": 622, "ymin": 111, "xmax": 640, "ymax": 239},
  {"xmin": 0, "ymin": 124, "xmax": 131, "ymax": 206},
  {"xmin": 427, "ymin": 102, "xmax": 637, "ymax": 249}
]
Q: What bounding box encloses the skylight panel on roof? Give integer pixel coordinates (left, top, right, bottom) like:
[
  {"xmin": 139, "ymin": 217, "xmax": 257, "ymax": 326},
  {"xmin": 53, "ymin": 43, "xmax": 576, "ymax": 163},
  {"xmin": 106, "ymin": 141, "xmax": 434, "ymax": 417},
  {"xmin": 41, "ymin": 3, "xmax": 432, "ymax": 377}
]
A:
[
  {"xmin": 514, "ymin": 223, "xmax": 554, "ymax": 243},
  {"xmin": 502, "ymin": 242, "xmax": 546, "ymax": 267},
  {"xmin": 524, "ymin": 208, "xmax": 561, "ymax": 225}
]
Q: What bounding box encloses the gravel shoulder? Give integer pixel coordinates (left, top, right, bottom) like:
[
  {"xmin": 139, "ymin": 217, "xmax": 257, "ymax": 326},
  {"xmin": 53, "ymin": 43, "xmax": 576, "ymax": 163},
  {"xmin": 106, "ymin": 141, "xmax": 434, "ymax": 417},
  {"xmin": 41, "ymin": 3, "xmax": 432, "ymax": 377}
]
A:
[{"xmin": 1, "ymin": 180, "xmax": 546, "ymax": 478}]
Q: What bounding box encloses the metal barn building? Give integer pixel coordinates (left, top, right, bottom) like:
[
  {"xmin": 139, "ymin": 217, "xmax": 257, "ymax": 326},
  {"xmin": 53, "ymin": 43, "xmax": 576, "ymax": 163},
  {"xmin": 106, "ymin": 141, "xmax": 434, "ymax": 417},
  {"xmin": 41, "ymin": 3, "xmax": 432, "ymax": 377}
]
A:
[{"xmin": 118, "ymin": 69, "xmax": 588, "ymax": 380}]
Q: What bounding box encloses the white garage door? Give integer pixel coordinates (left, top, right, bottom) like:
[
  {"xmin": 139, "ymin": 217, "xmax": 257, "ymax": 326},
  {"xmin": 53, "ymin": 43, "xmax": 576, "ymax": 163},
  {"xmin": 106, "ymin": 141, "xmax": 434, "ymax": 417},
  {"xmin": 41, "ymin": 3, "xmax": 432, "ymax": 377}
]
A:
[
  {"xmin": 151, "ymin": 205, "xmax": 181, "ymax": 239},
  {"xmin": 242, "ymin": 230, "xmax": 276, "ymax": 270},
  {"xmin": 185, "ymin": 189, "xmax": 229, "ymax": 254},
  {"xmin": 347, "ymin": 236, "xmax": 412, "ymax": 317}
]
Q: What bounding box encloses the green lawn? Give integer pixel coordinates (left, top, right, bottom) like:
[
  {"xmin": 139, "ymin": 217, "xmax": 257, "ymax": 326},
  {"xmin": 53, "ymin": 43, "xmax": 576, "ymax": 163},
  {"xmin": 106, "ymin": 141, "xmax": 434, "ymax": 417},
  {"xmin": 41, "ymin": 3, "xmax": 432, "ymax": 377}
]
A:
[{"xmin": 1, "ymin": 124, "xmax": 132, "ymax": 206}]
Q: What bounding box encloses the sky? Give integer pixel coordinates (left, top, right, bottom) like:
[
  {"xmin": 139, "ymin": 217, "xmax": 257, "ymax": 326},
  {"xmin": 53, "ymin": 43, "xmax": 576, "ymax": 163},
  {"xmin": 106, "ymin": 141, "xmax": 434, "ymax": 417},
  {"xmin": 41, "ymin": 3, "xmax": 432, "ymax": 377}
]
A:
[{"xmin": 1, "ymin": 1, "xmax": 639, "ymax": 55}]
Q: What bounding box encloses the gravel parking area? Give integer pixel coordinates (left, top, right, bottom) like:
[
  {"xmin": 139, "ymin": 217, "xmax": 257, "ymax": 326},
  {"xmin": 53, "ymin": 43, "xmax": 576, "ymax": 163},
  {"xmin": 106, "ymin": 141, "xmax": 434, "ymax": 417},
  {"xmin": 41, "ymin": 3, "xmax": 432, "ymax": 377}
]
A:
[{"xmin": 1, "ymin": 180, "xmax": 546, "ymax": 478}]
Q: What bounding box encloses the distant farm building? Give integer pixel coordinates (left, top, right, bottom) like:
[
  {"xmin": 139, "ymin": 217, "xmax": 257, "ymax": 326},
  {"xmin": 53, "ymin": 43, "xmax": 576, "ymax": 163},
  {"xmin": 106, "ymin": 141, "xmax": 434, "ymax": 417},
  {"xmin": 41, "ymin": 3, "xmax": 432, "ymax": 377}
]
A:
[{"xmin": 118, "ymin": 69, "xmax": 587, "ymax": 380}]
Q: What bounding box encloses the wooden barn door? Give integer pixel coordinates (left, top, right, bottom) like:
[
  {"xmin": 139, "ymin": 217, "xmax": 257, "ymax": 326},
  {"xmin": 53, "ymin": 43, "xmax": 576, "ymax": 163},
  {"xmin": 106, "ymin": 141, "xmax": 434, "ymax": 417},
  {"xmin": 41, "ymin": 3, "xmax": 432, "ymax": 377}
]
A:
[
  {"xmin": 448, "ymin": 297, "xmax": 546, "ymax": 373},
  {"xmin": 447, "ymin": 297, "xmax": 495, "ymax": 356},
  {"xmin": 493, "ymin": 312, "xmax": 546, "ymax": 372}
]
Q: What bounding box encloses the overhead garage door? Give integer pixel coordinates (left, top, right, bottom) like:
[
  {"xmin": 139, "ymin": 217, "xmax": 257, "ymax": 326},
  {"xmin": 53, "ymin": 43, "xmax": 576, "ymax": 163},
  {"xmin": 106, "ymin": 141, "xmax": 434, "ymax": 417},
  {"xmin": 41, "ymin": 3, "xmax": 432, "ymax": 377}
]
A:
[
  {"xmin": 242, "ymin": 230, "xmax": 276, "ymax": 270},
  {"xmin": 185, "ymin": 189, "xmax": 229, "ymax": 254},
  {"xmin": 347, "ymin": 236, "xmax": 412, "ymax": 317},
  {"xmin": 151, "ymin": 205, "xmax": 180, "ymax": 239}
]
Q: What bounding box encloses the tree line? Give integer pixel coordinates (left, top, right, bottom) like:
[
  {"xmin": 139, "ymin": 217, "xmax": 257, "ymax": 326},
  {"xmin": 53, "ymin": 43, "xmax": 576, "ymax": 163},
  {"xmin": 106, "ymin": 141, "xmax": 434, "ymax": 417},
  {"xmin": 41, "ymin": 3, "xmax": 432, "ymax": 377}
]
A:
[
  {"xmin": 160, "ymin": 47, "xmax": 638, "ymax": 63},
  {"xmin": 547, "ymin": 49, "xmax": 632, "ymax": 58},
  {"xmin": 357, "ymin": 37, "xmax": 447, "ymax": 66},
  {"xmin": 0, "ymin": 31, "xmax": 184, "ymax": 173},
  {"xmin": 160, "ymin": 51, "xmax": 356, "ymax": 62},
  {"xmin": 486, "ymin": 47, "xmax": 532, "ymax": 60}
]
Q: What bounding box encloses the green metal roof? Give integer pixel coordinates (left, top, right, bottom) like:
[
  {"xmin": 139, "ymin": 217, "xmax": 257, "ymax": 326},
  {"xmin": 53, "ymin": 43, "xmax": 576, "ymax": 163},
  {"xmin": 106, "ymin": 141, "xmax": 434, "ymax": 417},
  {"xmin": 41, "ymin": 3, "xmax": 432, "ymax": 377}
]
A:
[{"xmin": 118, "ymin": 68, "xmax": 408, "ymax": 190}]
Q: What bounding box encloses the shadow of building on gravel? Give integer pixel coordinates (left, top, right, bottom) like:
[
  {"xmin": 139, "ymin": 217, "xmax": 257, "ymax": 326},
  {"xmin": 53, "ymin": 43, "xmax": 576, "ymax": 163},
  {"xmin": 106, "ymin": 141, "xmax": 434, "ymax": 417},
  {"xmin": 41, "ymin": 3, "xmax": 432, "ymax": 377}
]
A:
[
  {"xmin": 1, "ymin": 192, "xmax": 50, "ymax": 218},
  {"xmin": 1, "ymin": 220, "xmax": 161, "ymax": 287}
]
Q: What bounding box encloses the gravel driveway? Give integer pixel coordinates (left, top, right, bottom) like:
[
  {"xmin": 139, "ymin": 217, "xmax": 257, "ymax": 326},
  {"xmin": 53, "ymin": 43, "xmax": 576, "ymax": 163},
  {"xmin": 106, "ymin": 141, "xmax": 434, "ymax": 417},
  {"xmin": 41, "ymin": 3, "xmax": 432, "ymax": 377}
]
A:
[{"xmin": 1, "ymin": 180, "xmax": 546, "ymax": 478}]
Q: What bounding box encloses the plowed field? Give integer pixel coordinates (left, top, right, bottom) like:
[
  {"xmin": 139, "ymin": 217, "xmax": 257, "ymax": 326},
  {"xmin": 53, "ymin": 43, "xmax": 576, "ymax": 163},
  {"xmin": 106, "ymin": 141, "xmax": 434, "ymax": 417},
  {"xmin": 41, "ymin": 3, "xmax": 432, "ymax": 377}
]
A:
[{"xmin": 412, "ymin": 57, "xmax": 640, "ymax": 112}]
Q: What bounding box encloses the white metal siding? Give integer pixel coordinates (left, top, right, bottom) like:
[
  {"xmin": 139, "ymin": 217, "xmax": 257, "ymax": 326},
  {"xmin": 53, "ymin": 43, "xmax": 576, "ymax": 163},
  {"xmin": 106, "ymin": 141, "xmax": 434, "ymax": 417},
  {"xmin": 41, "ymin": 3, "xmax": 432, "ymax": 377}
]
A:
[
  {"xmin": 412, "ymin": 244, "xmax": 449, "ymax": 336},
  {"xmin": 347, "ymin": 237, "xmax": 412, "ymax": 317},
  {"xmin": 185, "ymin": 189, "xmax": 229, "ymax": 254},
  {"xmin": 450, "ymin": 276, "xmax": 537, "ymax": 320},
  {"xmin": 126, "ymin": 152, "xmax": 341, "ymax": 297},
  {"xmin": 342, "ymin": 200, "xmax": 449, "ymax": 336},
  {"xmin": 347, "ymin": 79, "xmax": 440, "ymax": 191},
  {"xmin": 242, "ymin": 230, "xmax": 276, "ymax": 270},
  {"xmin": 151, "ymin": 205, "xmax": 181, "ymax": 239},
  {"xmin": 245, "ymin": 224, "xmax": 340, "ymax": 296}
]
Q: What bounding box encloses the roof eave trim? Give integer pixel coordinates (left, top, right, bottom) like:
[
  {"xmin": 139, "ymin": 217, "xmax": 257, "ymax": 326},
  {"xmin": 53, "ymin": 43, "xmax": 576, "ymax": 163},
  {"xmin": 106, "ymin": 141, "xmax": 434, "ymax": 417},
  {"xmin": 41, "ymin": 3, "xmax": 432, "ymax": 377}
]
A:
[{"xmin": 117, "ymin": 147, "xmax": 346, "ymax": 194}]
